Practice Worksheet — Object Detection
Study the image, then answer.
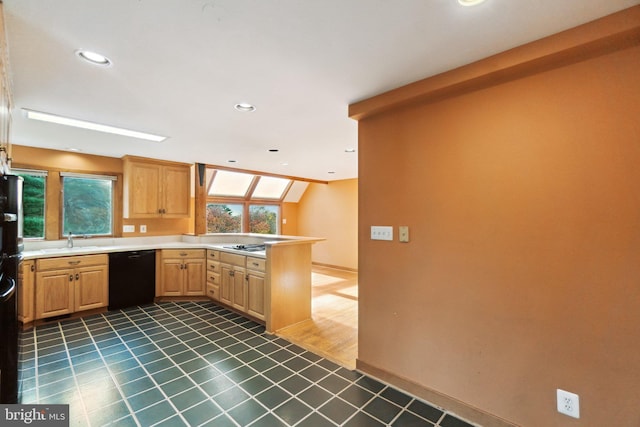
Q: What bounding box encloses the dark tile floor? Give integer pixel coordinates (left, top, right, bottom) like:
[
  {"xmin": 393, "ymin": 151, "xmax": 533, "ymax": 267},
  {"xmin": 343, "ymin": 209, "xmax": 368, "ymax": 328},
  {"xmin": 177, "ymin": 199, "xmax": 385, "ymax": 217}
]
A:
[{"xmin": 18, "ymin": 301, "xmax": 476, "ymax": 427}]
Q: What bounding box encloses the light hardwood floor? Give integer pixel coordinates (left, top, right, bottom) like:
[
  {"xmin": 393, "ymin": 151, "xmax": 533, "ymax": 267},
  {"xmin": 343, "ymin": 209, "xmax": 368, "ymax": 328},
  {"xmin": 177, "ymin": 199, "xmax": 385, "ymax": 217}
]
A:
[{"xmin": 276, "ymin": 265, "xmax": 358, "ymax": 369}]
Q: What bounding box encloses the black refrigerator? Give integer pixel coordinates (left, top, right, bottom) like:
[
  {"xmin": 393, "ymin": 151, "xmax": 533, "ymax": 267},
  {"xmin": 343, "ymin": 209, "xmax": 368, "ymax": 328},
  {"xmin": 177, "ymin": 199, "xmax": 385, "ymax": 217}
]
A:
[{"xmin": 0, "ymin": 174, "xmax": 23, "ymax": 403}]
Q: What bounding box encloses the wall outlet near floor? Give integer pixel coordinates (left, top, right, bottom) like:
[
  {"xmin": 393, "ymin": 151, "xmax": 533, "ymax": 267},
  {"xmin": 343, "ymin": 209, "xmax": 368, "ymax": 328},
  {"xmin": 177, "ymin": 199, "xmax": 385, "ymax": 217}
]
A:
[
  {"xmin": 371, "ymin": 226, "xmax": 393, "ymax": 241},
  {"xmin": 140, "ymin": 225, "xmax": 147, "ymax": 233},
  {"xmin": 123, "ymin": 225, "xmax": 135, "ymax": 233},
  {"xmin": 557, "ymin": 389, "xmax": 580, "ymax": 419}
]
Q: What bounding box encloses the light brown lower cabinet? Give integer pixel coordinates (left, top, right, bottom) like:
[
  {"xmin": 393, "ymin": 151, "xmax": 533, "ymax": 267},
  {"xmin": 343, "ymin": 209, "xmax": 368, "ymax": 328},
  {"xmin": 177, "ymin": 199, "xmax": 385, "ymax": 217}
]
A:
[
  {"xmin": 18, "ymin": 260, "xmax": 35, "ymax": 324},
  {"xmin": 212, "ymin": 251, "xmax": 266, "ymax": 321},
  {"xmin": 246, "ymin": 257, "xmax": 266, "ymax": 321},
  {"xmin": 35, "ymin": 254, "xmax": 109, "ymax": 320},
  {"xmin": 159, "ymin": 249, "xmax": 205, "ymax": 296},
  {"xmin": 206, "ymin": 251, "xmax": 221, "ymax": 301}
]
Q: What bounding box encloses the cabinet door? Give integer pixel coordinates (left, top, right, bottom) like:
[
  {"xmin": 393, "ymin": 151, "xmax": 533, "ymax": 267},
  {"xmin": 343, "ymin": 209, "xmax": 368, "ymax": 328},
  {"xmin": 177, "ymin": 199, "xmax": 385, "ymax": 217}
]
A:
[
  {"xmin": 184, "ymin": 259, "xmax": 205, "ymax": 296},
  {"xmin": 220, "ymin": 264, "xmax": 233, "ymax": 306},
  {"xmin": 231, "ymin": 267, "xmax": 247, "ymax": 312},
  {"xmin": 128, "ymin": 162, "xmax": 161, "ymax": 217},
  {"xmin": 162, "ymin": 165, "xmax": 191, "ymax": 218},
  {"xmin": 160, "ymin": 259, "xmax": 184, "ymax": 296},
  {"xmin": 18, "ymin": 261, "xmax": 35, "ymax": 323},
  {"xmin": 75, "ymin": 265, "xmax": 108, "ymax": 312},
  {"xmin": 247, "ymin": 271, "xmax": 266, "ymax": 321},
  {"xmin": 35, "ymin": 269, "xmax": 74, "ymax": 319}
]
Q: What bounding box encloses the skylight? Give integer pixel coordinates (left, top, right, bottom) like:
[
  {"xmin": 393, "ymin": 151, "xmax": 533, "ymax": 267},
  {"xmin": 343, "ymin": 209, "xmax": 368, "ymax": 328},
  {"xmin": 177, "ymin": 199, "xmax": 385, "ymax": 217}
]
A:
[
  {"xmin": 208, "ymin": 170, "xmax": 256, "ymax": 197},
  {"xmin": 206, "ymin": 168, "xmax": 293, "ymax": 201},
  {"xmin": 252, "ymin": 176, "xmax": 291, "ymax": 199}
]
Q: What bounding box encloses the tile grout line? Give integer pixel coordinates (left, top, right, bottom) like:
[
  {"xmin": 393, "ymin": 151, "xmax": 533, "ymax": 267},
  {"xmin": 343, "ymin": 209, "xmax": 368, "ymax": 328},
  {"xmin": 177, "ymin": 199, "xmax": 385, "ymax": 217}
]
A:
[
  {"xmin": 169, "ymin": 302, "xmax": 376, "ymax": 427},
  {"xmin": 166, "ymin": 302, "xmax": 345, "ymax": 426},
  {"xmin": 168, "ymin": 301, "xmax": 433, "ymax": 427},
  {"xmin": 106, "ymin": 307, "xmax": 205, "ymax": 427},
  {"xmin": 55, "ymin": 321, "xmax": 91, "ymax": 426},
  {"xmin": 156, "ymin": 301, "xmax": 330, "ymax": 427},
  {"xmin": 78, "ymin": 315, "xmax": 142, "ymax": 427}
]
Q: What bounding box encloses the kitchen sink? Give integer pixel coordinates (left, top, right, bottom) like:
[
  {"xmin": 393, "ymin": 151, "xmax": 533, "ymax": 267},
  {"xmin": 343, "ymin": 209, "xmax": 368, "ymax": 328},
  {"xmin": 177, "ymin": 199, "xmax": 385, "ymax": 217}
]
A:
[{"xmin": 40, "ymin": 246, "xmax": 101, "ymax": 253}]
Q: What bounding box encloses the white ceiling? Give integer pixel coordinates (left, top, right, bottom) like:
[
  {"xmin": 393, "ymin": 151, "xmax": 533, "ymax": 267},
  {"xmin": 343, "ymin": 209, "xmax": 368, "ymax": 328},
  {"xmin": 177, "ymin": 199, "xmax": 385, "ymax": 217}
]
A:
[{"xmin": 4, "ymin": 0, "xmax": 638, "ymax": 181}]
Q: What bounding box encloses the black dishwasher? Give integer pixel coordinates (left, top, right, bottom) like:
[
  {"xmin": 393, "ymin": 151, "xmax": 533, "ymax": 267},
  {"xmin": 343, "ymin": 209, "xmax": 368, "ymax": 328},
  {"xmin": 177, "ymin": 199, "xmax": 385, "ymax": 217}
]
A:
[{"xmin": 109, "ymin": 250, "xmax": 156, "ymax": 310}]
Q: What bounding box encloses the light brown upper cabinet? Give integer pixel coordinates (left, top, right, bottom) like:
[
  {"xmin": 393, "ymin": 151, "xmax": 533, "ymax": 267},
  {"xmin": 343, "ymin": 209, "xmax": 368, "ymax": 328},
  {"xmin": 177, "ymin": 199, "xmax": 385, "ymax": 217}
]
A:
[{"xmin": 123, "ymin": 156, "xmax": 191, "ymax": 218}]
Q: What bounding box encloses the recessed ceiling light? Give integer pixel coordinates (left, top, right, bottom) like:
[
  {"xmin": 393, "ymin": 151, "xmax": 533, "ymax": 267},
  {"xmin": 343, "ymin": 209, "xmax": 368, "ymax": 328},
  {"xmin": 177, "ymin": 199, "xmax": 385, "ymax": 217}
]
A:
[
  {"xmin": 457, "ymin": 0, "xmax": 486, "ymax": 6},
  {"xmin": 23, "ymin": 109, "xmax": 166, "ymax": 142},
  {"xmin": 66, "ymin": 147, "xmax": 82, "ymax": 152},
  {"xmin": 281, "ymin": 162, "xmax": 289, "ymax": 166},
  {"xmin": 345, "ymin": 148, "xmax": 356, "ymax": 153},
  {"xmin": 76, "ymin": 50, "xmax": 112, "ymax": 66},
  {"xmin": 234, "ymin": 103, "xmax": 256, "ymax": 112}
]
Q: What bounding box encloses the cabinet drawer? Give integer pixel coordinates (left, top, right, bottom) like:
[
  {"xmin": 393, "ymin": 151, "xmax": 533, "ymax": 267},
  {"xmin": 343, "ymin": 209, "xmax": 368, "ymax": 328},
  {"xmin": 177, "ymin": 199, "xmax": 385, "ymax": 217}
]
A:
[
  {"xmin": 206, "ymin": 284, "xmax": 219, "ymax": 301},
  {"xmin": 162, "ymin": 249, "xmax": 205, "ymax": 259},
  {"xmin": 37, "ymin": 254, "xmax": 108, "ymax": 271},
  {"xmin": 207, "ymin": 272, "xmax": 220, "ymax": 285},
  {"xmin": 207, "ymin": 260, "xmax": 220, "ymax": 273},
  {"xmin": 220, "ymin": 252, "xmax": 246, "ymax": 267},
  {"xmin": 246, "ymin": 257, "xmax": 266, "ymax": 272},
  {"xmin": 207, "ymin": 250, "xmax": 220, "ymax": 260}
]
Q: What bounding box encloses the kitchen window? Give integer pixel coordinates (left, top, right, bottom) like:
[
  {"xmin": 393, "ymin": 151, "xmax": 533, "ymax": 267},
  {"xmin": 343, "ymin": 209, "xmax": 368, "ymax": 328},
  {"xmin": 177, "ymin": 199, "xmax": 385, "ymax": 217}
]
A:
[
  {"xmin": 13, "ymin": 169, "xmax": 47, "ymax": 239},
  {"xmin": 61, "ymin": 173, "xmax": 116, "ymax": 237},
  {"xmin": 206, "ymin": 203, "xmax": 243, "ymax": 233},
  {"xmin": 205, "ymin": 167, "xmax": 290, "ymax": 234},
  {"xmin": 249, "ymin": 204, "xmax": 279, "ymax": 234}
]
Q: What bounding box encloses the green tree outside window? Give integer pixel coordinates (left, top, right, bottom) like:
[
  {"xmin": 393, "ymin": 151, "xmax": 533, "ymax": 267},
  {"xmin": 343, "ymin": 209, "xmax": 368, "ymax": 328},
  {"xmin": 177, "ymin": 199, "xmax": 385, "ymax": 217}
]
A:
[
  {"xmin": 62, "ymin": 176, "xmax": 113, "ymax": 236},
  {"xmin": 18, "ymin": 173, "xmax": 46, "ymax": 239},
  {"xmin": 249, "ymin": 205, "xmax": 278, "ymax": 234}
]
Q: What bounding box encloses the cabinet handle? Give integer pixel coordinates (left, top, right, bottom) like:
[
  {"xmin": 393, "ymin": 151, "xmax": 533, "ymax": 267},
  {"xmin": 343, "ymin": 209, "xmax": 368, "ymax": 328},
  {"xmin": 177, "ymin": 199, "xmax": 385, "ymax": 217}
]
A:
[
  {"xmin": 229, "ymin": 270, "xmax": 235, "ymax": 277},
  {"xmin": 252, "ymin": 262, "xmax": 259, "ymax": 267},
  {"xmin": 68, "ymin": 260, "xmax": 81, "ymax": 265},
  {"xmin": 158, "ymin": 209, "xmax": 162, "ymax": 214},
  {"xmin": 76, "ymin": 273, "xmax": 79, "ymax": 281},
  {"xmin": 69, "ymin": 275, "xmax": 73, "ymax": 282},
  {"xmin": 30, "ymin": 264, "xmax": 35, "ymax": 272},
  {"xmin": 179, "ymin": 252, "xmax": 187, "ymax": 257}
]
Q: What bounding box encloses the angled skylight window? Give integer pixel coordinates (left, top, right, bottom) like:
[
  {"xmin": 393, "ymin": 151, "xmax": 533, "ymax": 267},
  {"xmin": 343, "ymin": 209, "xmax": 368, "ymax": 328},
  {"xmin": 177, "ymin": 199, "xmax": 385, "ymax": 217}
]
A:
[
  {"xmin": 208, "ymin": 170, "xmax": 255, "ymax": 197},
  {"xmin": 252, "ymin": 176, "xmax": 291, "ymax": 199}
]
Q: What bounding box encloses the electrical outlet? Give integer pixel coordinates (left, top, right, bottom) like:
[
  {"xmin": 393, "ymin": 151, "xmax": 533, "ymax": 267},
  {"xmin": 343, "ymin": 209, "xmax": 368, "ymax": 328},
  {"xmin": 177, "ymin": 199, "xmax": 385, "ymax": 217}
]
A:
[
  {"xmin": 371, "ymin": 226, "xmax": 393, "ymax": 241},
  {"xmin": 123, "ymin": 225, "xmax": 135, "ymax": 233},
  {"xmin": 557, "ymin": 389, "xmax": 580, "ymax": 419}
]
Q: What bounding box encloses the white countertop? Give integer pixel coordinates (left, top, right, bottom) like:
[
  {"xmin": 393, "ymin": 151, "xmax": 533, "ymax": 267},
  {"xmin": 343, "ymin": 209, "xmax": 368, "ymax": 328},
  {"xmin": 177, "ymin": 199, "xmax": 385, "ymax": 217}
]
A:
[{"xmin": 22, "ymin": 234, "xmax": 324, "ymax": 260}]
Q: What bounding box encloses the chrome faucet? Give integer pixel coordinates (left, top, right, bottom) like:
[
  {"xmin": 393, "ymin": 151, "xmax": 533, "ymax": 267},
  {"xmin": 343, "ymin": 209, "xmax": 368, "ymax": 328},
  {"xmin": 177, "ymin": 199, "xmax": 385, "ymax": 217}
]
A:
[{"xmin": 67, "ymin": 232, "xmax": 74, "ymax": 248}]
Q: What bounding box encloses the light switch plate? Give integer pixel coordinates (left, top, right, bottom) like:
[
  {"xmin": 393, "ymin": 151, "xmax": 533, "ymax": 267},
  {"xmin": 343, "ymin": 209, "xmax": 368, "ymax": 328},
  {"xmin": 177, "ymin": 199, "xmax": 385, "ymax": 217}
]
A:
[
  {"xmin": 140, "ymin": 225, "xmax": 147, "ymax": 233},
  {"xmin": 399, "ymin": 226, "xmax": 409, "ymax": 242},
  {"xmin": 123, "ymin": 225, "xmax": 135, "ymax": 233},
  {"xmin": 371, "ymin": 226, "xmax": 393, "ymax": 241}
]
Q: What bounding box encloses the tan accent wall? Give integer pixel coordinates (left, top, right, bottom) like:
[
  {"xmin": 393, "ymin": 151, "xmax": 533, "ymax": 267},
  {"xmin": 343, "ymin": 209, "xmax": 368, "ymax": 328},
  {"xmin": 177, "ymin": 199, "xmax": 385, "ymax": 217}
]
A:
[
  {"xmin": 282, "ymin": 202, "xmax": 299, "ymax": 236},
  {"xmin": 354, "ymin": 12, "xmax": 640, "ymax": 427},
  {"xmin": 12, "ymin": 145, "xmax": 192, "ymax": 239},
  {"xmin": 298, "ymin": 179, "xmax": 357, "ymax": 270}
]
